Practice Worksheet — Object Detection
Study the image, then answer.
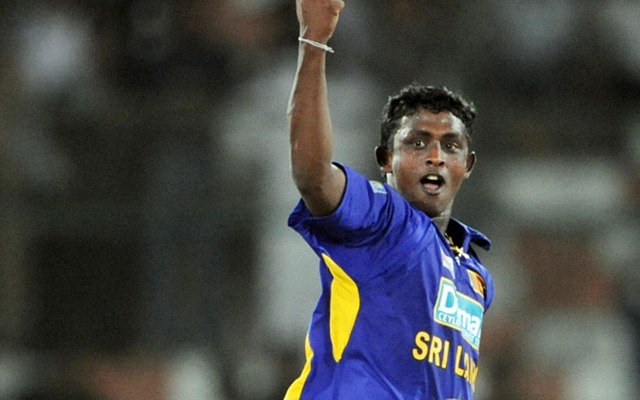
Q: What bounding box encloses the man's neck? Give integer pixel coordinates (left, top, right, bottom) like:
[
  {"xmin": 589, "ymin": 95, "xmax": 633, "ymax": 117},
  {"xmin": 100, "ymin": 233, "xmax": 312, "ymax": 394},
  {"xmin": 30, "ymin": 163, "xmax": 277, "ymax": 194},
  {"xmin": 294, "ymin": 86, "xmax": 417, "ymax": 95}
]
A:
[{"xmin": 431, "ymin": 215, "xmax": 450, "ymax": 236}]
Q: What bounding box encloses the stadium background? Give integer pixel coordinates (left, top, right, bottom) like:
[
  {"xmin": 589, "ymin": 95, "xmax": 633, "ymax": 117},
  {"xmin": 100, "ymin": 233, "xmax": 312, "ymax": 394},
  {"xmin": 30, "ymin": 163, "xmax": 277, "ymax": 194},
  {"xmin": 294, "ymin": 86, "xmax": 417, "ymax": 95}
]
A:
[{"xmin": 0, "ymin": 0, "xmax": 639, "ymax": 399}]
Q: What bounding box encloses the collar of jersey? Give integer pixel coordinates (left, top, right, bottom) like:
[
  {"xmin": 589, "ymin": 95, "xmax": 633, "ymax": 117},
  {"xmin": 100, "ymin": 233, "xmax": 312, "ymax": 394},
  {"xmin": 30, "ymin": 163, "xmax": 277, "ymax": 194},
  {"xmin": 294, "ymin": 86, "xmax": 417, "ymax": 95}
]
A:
[{"xmin": 447, "ymin": 218, "xmax": 491, "ymax": 252}]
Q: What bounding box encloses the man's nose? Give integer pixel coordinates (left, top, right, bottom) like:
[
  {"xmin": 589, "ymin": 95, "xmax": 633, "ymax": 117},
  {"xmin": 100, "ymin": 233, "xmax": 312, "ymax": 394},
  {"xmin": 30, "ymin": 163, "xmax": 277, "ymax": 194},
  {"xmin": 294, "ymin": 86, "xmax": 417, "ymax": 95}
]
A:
[{"xmin": 425, "ymin": 143, "xmax": 445, "ymax": 166}]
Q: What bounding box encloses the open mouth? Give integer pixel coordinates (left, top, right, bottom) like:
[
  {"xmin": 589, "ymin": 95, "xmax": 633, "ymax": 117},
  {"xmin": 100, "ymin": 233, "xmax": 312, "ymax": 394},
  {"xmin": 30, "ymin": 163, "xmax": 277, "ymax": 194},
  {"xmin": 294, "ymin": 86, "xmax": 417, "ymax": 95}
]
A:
[{"xmin": 421, "ymin": 174, "xmax": 445, "ymax": 192}]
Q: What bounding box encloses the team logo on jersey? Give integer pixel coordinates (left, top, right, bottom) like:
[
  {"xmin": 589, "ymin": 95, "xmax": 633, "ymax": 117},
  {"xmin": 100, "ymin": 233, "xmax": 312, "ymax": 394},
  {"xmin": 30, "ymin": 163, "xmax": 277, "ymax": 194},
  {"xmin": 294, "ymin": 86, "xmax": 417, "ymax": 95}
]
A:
[
  {"xmin": 434, "ymin": 278, "xmax": 484, "ymax": 349},
  {"xmin": 467, "ymin": 270, "xmax": 486, "ymax": 298}
]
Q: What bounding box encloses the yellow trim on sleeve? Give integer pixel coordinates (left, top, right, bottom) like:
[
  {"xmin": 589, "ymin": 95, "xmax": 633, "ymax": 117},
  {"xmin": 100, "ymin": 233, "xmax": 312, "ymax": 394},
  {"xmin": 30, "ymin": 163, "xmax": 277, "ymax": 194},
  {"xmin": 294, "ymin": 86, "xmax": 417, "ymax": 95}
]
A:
[{"xmin": 322, "ymin": 253, "xmax": 361, "ymax": 362}]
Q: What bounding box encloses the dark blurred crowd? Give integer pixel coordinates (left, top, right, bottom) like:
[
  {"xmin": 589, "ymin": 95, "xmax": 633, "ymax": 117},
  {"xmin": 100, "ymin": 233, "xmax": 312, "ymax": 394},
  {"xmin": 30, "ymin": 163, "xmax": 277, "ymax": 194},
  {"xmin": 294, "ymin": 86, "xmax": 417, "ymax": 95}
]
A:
[{"xmin": 1, "ymin": 1, "xmax": 639, "ymax": 399}]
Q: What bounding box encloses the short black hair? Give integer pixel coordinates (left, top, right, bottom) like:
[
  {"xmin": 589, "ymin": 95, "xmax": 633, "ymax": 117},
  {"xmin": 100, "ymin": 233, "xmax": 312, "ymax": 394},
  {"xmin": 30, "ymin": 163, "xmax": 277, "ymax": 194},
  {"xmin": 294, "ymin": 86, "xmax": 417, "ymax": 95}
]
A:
[{"xmin": 379, "ymin": 84, "xmax": 476, "ymax": 149}]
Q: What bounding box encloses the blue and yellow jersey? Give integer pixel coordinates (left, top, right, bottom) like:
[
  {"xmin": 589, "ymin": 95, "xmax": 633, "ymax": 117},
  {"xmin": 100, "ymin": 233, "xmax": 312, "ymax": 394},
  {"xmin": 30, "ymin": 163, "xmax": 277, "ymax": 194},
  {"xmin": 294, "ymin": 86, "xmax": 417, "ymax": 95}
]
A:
[{"xmin": 285, "ymin": 164, "xmax": 494, "ymax": 400}]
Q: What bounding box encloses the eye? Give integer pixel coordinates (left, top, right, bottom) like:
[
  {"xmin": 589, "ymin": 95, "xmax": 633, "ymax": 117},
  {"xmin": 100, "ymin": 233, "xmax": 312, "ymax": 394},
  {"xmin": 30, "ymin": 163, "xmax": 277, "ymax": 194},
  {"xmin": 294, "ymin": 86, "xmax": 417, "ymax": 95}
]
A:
[
  {"xmin": 444, "ymin": 141, "xmax": 461, "ymax": 151},
  {"xmin": 411, "ymin": 139, "xmax": 426, "ymax": 148}
]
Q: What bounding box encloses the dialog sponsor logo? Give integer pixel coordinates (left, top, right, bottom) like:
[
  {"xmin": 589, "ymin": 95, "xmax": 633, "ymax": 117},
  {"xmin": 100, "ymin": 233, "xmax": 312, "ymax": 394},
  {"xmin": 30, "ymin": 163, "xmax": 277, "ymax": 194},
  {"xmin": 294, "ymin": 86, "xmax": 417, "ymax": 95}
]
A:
[{"xmin": 434, "ymin": 278, "xmax": 484, "ymax": 349}]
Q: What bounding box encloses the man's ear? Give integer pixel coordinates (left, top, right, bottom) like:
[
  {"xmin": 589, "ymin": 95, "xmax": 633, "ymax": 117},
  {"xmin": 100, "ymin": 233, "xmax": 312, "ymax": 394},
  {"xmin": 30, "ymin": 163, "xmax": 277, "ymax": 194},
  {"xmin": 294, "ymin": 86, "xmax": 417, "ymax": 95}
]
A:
[
  {"xmin": 465, "ymin": 151, "xmax": 477, "ymax": 179},
  {"xmin": 375, "ymin": 146, "xmax": 392, "ymax": 175}
]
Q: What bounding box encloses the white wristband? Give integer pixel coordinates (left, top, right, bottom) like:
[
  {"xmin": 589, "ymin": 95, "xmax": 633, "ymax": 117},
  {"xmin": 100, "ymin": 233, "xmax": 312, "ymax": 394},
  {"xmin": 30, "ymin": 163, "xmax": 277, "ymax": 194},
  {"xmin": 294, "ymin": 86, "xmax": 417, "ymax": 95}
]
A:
[{"xmin": 298, "ymin": 37, "xmax": 334, "ymax": 53}]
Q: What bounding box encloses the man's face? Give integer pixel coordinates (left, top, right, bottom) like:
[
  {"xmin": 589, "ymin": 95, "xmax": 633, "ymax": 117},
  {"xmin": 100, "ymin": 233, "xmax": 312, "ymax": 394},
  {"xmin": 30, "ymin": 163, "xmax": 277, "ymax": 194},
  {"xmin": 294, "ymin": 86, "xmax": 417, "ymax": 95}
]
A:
[{"xmin": 379, "ymin": 107, "xmax": 475, "ymax": 220}]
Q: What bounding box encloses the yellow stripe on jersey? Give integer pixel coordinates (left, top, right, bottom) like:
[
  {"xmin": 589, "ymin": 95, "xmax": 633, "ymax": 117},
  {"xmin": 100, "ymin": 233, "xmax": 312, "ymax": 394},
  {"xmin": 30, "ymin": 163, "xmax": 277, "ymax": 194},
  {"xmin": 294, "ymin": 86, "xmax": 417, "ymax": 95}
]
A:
[
  {"xmin": 284, "ymin": 334, "xmax": 314, "ymax": 400},
  {"xmin": 322, "ymin": 253, "xmax": 361, "ymax": 362}
]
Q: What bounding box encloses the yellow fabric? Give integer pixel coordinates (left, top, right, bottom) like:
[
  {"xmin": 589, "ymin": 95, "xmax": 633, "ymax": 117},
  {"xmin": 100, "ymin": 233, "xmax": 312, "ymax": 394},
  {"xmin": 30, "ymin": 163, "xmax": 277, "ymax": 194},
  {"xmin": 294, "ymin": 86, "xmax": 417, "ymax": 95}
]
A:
[
  {"xmin": 284, "ymin": 335, "xmax": 314, "ymax": 400},
  {"xmin": 322, "ymin": 253, "xmax": 361, "ymax": 362},
  {"xmin": 284, "ymin": 254, "xmax": 361, "ymax": 399}
]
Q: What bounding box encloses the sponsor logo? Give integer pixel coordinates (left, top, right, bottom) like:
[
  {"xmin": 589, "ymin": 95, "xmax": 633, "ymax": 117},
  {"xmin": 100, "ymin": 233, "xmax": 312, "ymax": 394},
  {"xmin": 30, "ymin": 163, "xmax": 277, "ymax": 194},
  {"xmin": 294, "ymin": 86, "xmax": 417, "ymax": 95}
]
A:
[{"xmin": 434, "ymin": 278, "xmax": 484, "ymax": 349}]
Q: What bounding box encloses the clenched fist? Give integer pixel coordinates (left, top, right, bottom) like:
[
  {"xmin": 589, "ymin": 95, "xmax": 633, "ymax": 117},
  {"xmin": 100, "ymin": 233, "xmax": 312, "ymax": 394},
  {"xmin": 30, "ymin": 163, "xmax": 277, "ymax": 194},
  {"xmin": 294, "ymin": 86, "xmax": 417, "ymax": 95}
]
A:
[{"xmin": 296, "ymin": 0, "xmax": 345, "ymax": 44}]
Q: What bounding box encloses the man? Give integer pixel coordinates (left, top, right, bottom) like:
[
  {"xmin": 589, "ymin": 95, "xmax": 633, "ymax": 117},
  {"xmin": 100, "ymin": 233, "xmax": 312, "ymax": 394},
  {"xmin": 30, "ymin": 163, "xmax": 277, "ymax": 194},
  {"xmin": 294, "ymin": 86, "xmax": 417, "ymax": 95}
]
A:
[{"xmin": 284, "ymin": 0, "xmax": 494, "ymax": 398}]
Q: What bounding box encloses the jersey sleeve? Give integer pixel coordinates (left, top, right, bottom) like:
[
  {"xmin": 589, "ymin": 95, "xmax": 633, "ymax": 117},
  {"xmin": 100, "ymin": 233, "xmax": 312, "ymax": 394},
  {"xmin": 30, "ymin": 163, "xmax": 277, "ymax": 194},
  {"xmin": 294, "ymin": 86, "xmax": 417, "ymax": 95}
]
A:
[
  {"xmin": 288, "ymin": 163, "xmax": 402, "ymax": 247},
  {"xmin": 288, "ymin": 163, "xmax": 447, "ymax": 286}
]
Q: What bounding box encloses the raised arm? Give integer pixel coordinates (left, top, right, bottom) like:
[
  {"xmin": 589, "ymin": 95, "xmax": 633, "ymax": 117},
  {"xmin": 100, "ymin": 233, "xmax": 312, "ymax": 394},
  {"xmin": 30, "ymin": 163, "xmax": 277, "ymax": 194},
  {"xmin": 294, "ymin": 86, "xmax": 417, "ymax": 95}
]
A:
[{"xmin": 287, "ymin": 0, "xmax": 346, "ymax": 216}]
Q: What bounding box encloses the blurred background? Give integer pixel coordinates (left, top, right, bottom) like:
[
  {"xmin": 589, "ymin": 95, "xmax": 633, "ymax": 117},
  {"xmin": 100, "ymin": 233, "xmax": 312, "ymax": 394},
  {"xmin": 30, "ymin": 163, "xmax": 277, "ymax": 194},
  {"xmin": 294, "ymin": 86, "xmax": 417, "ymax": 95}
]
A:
[{"xmin": 0, "ymin": 0, "xmax": 639, "ymax": 399}]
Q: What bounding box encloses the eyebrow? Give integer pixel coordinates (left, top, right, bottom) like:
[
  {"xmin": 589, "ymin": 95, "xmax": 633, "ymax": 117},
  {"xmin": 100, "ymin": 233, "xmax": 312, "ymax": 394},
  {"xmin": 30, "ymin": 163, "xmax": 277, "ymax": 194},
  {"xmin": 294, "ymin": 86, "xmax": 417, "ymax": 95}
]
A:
[{"xmin": 408, "ymin": 129, "xmax": 466, "ymax": 139}]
